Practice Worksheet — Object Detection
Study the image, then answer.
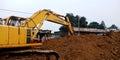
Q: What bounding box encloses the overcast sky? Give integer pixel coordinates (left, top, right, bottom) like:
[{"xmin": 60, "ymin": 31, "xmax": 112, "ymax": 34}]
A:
[{"xmin": 0, "ymin": 0, "xmax": 120, "ymax": 32}]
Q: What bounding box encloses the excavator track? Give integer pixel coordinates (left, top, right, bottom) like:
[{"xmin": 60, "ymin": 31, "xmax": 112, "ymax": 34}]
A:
[{"xmin": 0, "ymin": 47, "xmax": 59, "ymax": 60}]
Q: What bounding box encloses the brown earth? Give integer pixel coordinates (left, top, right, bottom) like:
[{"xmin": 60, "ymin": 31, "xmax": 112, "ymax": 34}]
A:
[
  {"xmin": 0, "ymin": 31, "xmax": 120, "ymax": 60},
  {"xmin": 42, "ymin": 31, "xmax": 120, "ymax": 60}
]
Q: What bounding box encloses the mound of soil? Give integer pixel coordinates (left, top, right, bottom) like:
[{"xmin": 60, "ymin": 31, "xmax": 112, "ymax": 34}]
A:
[{"xmin": 43, "ymin": 31, "xmax": 120, "ymax": 60}]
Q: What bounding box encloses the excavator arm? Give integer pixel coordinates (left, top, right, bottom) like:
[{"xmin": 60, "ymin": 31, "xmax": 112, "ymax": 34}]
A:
[{"xmin": 21, "ymin": 9, "xmax": 74, "ymax": 39}]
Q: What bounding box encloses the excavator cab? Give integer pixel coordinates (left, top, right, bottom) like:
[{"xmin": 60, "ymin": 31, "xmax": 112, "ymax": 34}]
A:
[
  {"xmin": 4, "ymin": 16, "xmax": 26, "ymax": 26},
  {"xmin": 1, "ymin": 16, "xmax": 41, "ymax": 43},
  {"xmin": 0, "ymin": 18, "xmax": 5, "ymax": 25}
]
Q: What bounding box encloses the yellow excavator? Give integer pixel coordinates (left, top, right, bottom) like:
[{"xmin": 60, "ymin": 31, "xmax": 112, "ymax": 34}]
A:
[{"xmin": 0, "ymin": 9, "xmax": 74, "ymax": 60}]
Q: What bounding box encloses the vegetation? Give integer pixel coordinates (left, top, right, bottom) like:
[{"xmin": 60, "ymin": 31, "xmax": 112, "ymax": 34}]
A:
[
  {"xmin": 98, "ymin": 21, "xmax": 106, "ymax": 29},
  {"xmin": 59, "ymin": 13, "xmax": 88, "ymax": 34},
  {"xmin": 65, "ymin": 13, "xmax": 88, "ymax": 27},
  {"xmin": 59, "ymin": 13, "xmax": 118, "ymax": 33},
  {"xmin": 108, "ymin": 24, "xmax": 118, "ymax": 30},
  {"xmin": 59, "ymin": 26, "xmax": 68, "ymax": 34},
  {"xmin": 88, "ymin": 22, "xmax": 99, "ymax": 28}
]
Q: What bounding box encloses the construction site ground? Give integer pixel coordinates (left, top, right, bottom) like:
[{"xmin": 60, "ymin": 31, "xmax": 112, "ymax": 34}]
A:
[
  {"xmin": 0, "ymin": 31, "xmax": 120, "ymax": 60},
  {"xmin": 42, "ymin": 31, "xmax": 120, "ymax": 60}
]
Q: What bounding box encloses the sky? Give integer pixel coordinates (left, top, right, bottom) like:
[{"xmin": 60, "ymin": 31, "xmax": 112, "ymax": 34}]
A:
[{"xmin": 0, "ymin": 0, "xmax": 120, "ymax": 32}]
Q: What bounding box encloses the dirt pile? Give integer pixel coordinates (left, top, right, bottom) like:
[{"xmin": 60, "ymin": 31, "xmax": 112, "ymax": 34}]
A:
[{"xmin": 43, "ymin": 31, "xmax": 120, "ymax": 60}]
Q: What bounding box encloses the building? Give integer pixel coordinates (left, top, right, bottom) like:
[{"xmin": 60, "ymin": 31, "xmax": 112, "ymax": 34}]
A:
[{"xmin": 73, "ymin": 27, "xmax": 107, "ymax": 35}]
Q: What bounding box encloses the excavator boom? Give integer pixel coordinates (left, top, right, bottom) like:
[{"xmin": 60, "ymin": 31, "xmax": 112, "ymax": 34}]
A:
[{"xmin": 20, "ymin": 9, "xmax": 74, "ymax": 39}]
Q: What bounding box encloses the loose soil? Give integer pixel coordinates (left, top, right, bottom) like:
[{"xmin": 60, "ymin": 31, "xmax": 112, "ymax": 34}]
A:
[
  {"xmin": 1, "ymin": 31, "xmax": 120, "ymax": 60},
  {"xmin": 43, "ymin": 31, "xmax": 120, "ymax": 60}
]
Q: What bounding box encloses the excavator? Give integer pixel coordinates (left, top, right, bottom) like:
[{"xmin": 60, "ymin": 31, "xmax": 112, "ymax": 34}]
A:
[{"xmin": 0, "ymin": 9, "xmax": 74, "ymax": 60}]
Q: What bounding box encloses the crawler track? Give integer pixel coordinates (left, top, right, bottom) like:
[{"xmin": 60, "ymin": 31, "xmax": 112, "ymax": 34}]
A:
[{"xmin": 0, "ymin": 48, "xmax": 59, "ymax": 60}]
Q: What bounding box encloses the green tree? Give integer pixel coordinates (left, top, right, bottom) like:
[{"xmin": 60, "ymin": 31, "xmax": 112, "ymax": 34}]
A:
[
  {"xmin": 66, "ymin": 13, "xmax": 88, "ymax": 27},
  {"xmin": 74, "ymin": 15, "xmax": 80, "ymax": 27},
  {"xmin": 88, "ymin": 22, "xmax": 100, "ymax": 28},
  {"xmin": 79, "ymin": 16, "xmax": 88, "ymax": 27},
  {"xmin": 108, "ymin": 24, "xmax": 118, "ymax": 30},
  {"xmin": 66, "ymin": 13, "xmax": 77, "ymax": 27},
  {"xmin": 59, "ymin": 26, "xmax": 68, "ymax": 34},
  {"xmin": 98, "ymin": 21, "xmax": 106, "ymax": 29},
  {"xmin": 59, "ymin": 13, "xmax": 88, "ymax": 34}
]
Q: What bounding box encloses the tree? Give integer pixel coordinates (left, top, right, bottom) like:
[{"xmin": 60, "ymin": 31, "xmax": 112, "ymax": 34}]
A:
[
  {"xmin": 74, "ymin": 15, "xmax": 80, "ymax": 27},
  {"xmin": 79, "ymin": 16, "xmax": 88, "ymax": 27},
  {"xmin": 59, "ymin": 13, "xmax": 88, "ymax": 34},
  {"xmin": 98, "ymin": 21, "xmax": 106, "ymax": 29},
  {"xmin": 88, "ymin": 22, "xmax": 99, "ymax": 28},
  {"xmin": 59, "ymin": 13, "xmax": 75, "ymax": 34},
  {"xmin": 66, "ymin": 13, "xmax": 88, "ymax": 27},
  {"xmin": 66, "ymin": 13, "xmax": 78, "ymax": 27},
  {"xmin": 108, "ymin": 24, "xmax": 118, "ymax": 30},
  {"xmin": 59, "ymin": 26, "xmax": 68, "ymax": 34}
]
